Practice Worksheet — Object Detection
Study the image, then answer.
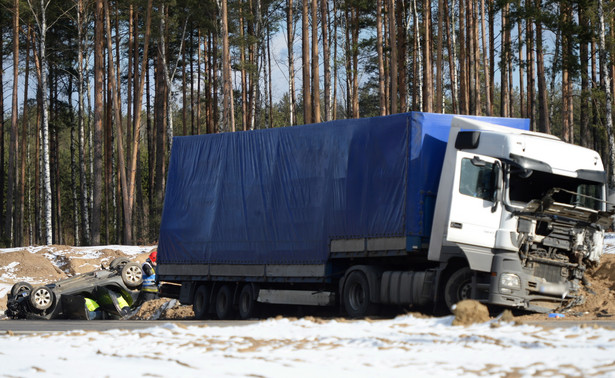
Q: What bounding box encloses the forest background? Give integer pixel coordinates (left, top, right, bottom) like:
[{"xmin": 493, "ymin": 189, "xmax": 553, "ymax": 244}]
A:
[{"xmin": 0, "ymin": 0, "xmax": 614, "ymax": 248}]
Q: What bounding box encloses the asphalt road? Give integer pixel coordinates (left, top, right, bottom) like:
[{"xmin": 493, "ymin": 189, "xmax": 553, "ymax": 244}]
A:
[
  {"xmin": 0, "ymin": 319, "xmax": 261, "ymax": 334},
  {"xmin": 1, "ymin": 318, "xmax": 615, "ymax": 334}
]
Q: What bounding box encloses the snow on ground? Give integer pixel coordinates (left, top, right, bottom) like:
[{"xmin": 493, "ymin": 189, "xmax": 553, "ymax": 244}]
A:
[{"xmin": 2, "ymin": 315, "xmax": 615, "ymax": 377}]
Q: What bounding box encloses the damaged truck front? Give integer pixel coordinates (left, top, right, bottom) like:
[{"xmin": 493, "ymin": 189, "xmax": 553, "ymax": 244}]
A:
[{"xmin": 430, "ymin": 118, "xmax": 613, "ymax": 313}]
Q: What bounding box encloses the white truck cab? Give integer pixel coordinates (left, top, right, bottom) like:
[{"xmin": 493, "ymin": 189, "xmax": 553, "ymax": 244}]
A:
[{"xmin": 430, "ymin": 117, "xmax": 611, "ymax": 312}]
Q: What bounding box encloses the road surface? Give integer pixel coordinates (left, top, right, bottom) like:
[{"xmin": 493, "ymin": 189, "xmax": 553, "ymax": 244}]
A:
[{"xmin": 1, "ymin": 318, "xmax": 614, "ymax": 334}]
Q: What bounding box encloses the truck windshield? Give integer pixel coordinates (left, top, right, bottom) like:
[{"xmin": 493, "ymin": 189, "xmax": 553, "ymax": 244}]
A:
[{"xmin": 508, "ymin": 169, "xmax": 603, "ymax": 211}]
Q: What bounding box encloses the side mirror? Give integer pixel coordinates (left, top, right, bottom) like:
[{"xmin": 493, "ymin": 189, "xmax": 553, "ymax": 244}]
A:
[{"xmin": 491, "ymin": 161, "xmax": 502, "ymax": 213}]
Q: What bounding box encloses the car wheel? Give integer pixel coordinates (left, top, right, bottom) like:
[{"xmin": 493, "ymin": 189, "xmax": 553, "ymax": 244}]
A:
[
  {"xmin": 121, "ymin": 262, "xmax": 143, "ymax": 288},
  {"xmin": 109, "ymin": 257, "xmax": 131, "ymax": 270},
  {"xmin": 238, "ymin": 284, "xmax": 259, "ymax": 320},
  {"xmin": 444, "ymin": 267, "xmax": 474, "ymax": 312},
  {"xmin": 193, "ymin": 285, "xmax": 210, "ymax": 320},
  {"xmin": 30, "ymin": 286, "xmax": 54, "ymax": 311},
  {"xmin": 343, "ymin": 270, "xmax": 379, "ymax": 318},
  {"xmin": 215, "ymin": 284, "xmax": 235, "ymax": 320},
  {"xmin": 10, "ymin": 282, "xmax": 33, "ymax": 298}
]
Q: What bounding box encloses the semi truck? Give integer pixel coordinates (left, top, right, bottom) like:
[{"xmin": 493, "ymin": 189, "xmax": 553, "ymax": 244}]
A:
[{"xmin": 157, "ymin": 112, "xmax": 612, "ymax": 319}]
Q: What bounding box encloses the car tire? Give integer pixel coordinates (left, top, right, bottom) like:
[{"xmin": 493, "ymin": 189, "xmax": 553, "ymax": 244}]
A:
[
  {"xmin": 109, "ymin": 257, "xmax": 131, "ymax": 270},
  {"xmin": 121, "ymin": 262, "xmax": 144, "ymax": 289},
  {"xmin": 215, "ymin": 284, "xmax": 235, "ymax": 320},
  {"xmin": 29, "ymin": 286, "xmax": 54, "ymax": 311},
  {"xmin": 10, "ymin": 282, "xmax": 33, "ymax": 298}
]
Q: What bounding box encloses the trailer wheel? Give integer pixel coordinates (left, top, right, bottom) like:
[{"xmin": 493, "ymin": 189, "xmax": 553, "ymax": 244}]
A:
[
  {"xmin": 343, "ymin": 271, "xmax": 378, "ymax": 318},
  {"xmin": 193, "ymin": 285, "xmax": 210, "ymax": 320},
  {"xmin": 215, "ymin": 284, "xmax": 236, "ymax": 320},
  {"xmin": 444, "ymin": 267, "xmax": 473, "ymax": 312},
  {"xmin": 120, "ymin": 262, "xmax": 143, "ymax": 289},
  {"xmin": 30, "ymin": 286, "xmax": 54, "ymax": 311},
  {"xmin": 238, "ymin": 284, "xmax": 258, "ymax": 320}
]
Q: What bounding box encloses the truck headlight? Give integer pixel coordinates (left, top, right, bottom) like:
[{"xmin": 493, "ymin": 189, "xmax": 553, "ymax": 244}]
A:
[{"xmin": 500, "ymin": 273, "xmax": 521, "ymax": 291}]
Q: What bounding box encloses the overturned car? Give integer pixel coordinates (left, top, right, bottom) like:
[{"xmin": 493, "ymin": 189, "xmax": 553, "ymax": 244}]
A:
[{"xmin": 6, "ymin": 257, "xmax": 143, "ymax": 320}]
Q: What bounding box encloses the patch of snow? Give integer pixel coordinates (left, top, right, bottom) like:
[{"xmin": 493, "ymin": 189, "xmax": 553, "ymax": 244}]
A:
[{"xmin": 2, "ymin": 315, "xmax": 615, "ymax": 376}]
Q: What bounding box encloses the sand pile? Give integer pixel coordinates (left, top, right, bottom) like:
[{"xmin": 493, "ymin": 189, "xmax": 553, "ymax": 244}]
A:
[{"xmin": 452, "ymin": 300, "xmax": 490, "ymax": 326}]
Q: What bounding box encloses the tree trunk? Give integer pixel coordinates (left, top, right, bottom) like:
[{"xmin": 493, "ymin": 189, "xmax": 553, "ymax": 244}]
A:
[
  {"xmin": 288, "ymin": 0, "xmax": 297, "ymax": 125},
  {"xmin": 598, "ymin": 0, "xmax": 615, "ymax": 188},
  {"xmin": 377, "ymin": 0, "xmax": 386, "ymax": 115},
  {"xmin": 302, "ymin": 0, "xmax": 312, "ymax": 124},
  {"xmin": 7, "ymin": 0, "xmax": 20, "ymax": 244},
  {"xmin": 500, "ymin": 3, "xmax": 509, "ymax": 117},
  {"xmin": 480, "ymin": 0, "xmax": 491, "ymax": 115},
  {"xmin": 579, "ymin": 4, "xmax": 590, "ymax": 148},
  {"xmin": 435, "ymin": 0, "xmax": 444, "ymax": 113},
  {"xmin": 518, "ymin": 20, "xmax": 524, "ymax": 118},
  {"xmin": 321, "ymin": 0, "xmax": 331, "ymax": 121},
  {"xmin": 221, "ymin": 0, "xmax": 235, "ymax": 131},
  {"xmin": 92, "ymin": 0, "xmax": 104, "ymax": 245},
  {"xmin": 535, "ymin": 0, "xmax": 550, "ymax": 134},
  {"xmin": 423, "ymin": 0, "xmax": 432, "ymax": 112},
  {"xmin": 19, "ymin": 25, "xmax": 32, "ymax": 246},
  {"xmin": 389, "ymin": 0, "xmax": 398, "ymax": 114},
  {"xmin": 445, "ymin": 0, "xmax": 458, "ymax": 113},
  {"xmin": 526, "ymin": 9, "xmax": 535, "ymax": 130},
  {"xmin": 413, "ymin": 0, "xmax": 423, "ymax": 111},
  {"xmin": 351, "ymin": 6, "xmax": 359, "ymax": 118},
  {"xmin": 241, "ymin": 5, "xmax": 249, "ymax": 129},
  {"xmin": 0, "ymin": 22, "xmax": 4, "ymax": 239},
  {"xmin": 311, "ymin": 0, "xmax": 321, "ymax": 122}
]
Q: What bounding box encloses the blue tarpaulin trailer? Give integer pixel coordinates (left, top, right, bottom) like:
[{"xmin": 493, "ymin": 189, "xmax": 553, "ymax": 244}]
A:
[
  {"xmin": 158, "ymin": 112, "xmax": 528, "ymax": 266},
  {"xmin": 156, "ymin": 111, "xmax": 552, "ymax": 319}
]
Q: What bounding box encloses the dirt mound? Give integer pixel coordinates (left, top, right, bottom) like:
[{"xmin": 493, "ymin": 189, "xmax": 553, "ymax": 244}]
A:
[
  {"xmin": 452, "ymin": 300, "xmax": 490, "ymax": 326},
  {"xmin": 131, "ymin": 298, "xmax": 194, "ymax": 320},
  {"xmin": 0, "ymin": 249, "xmax": 66, "ymax": 283},
  {"xmin": 569, "ymin": 254, "xmax": 615, "ymax": 317}
]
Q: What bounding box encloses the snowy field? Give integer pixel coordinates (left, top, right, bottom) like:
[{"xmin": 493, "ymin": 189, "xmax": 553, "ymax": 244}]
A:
[{"xmin": 2, "ymin": 315, "xmax": 615, "ymax": 377}]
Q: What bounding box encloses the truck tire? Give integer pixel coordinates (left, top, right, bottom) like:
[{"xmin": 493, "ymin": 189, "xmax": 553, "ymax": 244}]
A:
[
  {"xmin": 343, "ymin": 271, "xmax": 378, "ymax": 318},
  {"xmin": 238, "ymin": 284, "xmax": 258, "ymax": 320},
  {"xmin": 215, "ymin": 284, "xmax": 235, "ymax": 320},
  {"xmin": 121, "ymin": 262, "xmax": 143, "ymax": 289},
  {"xmin": 193, "ymin": 285, "xmax": 210, "ymax": 319},
  {"xmin": 444, "ymin": 267, "xmax": 473, "ymax": 312},
  {"xmin": 30, "ymin": 286, "xmax": 54, "ymax": 311}
]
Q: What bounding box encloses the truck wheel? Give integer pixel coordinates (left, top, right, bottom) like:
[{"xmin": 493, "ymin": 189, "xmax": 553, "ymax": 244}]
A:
[
  {"xmin": 343, "ymin": 271, "xmax": 378, "ymax": 318},
  {"xmin": 215, "ymin": 284, "xmax": 235, "ymax": 320},
  {"xmin": 238, "ymin": 284, "xmax": 258, "ymax": 320},
  {"xmin": 193, "ymin": 285, "xmax": 209, "ymax": 319},
  {"xmin": 30, "ymin": 286, "xmax": 54, "ymax": 311},
  {"xmin": 10, "ymin": 282, "xmax": 33, "ymax": 298},
  {"xmin": 121, "ymin": 262, "xmax": 143, "ymax": 289},
  {"xmin": 444, "ymin": 267, "xmax": 473, "ymax": 312}
]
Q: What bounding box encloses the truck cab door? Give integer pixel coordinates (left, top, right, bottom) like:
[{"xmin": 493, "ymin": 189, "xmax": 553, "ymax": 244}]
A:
[{"xmin": 446, "ymin": 152, "xmax": 502, "ymax": 249}]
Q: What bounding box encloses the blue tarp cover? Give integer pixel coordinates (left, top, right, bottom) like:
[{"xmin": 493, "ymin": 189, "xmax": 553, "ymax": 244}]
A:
[{"xmin": 158, "ymin": 112, "xmax": 529, "ymax": 265}]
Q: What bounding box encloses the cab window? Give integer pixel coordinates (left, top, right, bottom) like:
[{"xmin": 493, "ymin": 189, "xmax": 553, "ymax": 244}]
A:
[{"xmin": 459, "ymin": 158, "xmax": 496, "ymax": 202}]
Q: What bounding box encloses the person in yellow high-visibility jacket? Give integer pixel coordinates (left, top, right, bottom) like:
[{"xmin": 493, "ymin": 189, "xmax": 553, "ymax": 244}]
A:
[{"xmin": 85, "ymin": 297, "xmax": 102, "ymax": 320}]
